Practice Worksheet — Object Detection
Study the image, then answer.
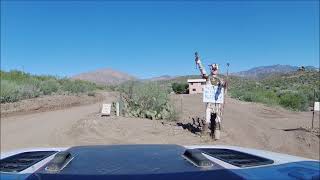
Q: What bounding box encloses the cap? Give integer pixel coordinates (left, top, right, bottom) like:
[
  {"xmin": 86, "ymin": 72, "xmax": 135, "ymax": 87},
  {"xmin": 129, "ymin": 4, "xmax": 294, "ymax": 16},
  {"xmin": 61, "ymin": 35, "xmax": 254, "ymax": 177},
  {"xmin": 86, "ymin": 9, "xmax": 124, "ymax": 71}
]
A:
[{"xmin": 209, "ymin": 64, "xmax": 219, "ymax": 70}]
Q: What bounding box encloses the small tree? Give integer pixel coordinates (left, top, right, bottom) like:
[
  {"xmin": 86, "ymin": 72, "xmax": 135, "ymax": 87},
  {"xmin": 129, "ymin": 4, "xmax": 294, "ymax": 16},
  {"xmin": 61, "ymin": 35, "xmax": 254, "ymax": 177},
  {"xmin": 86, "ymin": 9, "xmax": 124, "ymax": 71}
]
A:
[{"xmin": 172, "ymin": 82, "xmax": 188, "ymax": 94}]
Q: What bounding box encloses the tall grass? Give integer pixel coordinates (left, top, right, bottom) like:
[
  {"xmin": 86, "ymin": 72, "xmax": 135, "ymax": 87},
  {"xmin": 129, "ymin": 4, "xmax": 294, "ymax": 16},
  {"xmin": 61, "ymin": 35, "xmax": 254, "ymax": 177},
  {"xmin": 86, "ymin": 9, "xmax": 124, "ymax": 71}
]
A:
[{"xmin": 0, "ymin": 70, "xmax": 103, "ymax": 103}]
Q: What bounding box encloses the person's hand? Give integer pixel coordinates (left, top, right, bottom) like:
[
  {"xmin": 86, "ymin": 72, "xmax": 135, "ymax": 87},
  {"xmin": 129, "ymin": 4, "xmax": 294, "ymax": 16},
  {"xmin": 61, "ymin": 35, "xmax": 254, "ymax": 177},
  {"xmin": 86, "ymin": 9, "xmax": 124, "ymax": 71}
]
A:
[{"xmin": 195, "ymin": 52, "xmax": 200, "ymax": 64}]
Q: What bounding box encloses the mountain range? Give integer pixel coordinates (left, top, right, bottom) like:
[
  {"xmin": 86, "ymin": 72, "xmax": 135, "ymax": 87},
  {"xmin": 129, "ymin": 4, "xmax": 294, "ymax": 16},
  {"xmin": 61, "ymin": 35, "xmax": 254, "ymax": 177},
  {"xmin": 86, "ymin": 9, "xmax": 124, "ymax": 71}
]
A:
[
  {"xmin": 232, "ymin": 65, "xmax": 318, "ymax": 79},
  {"xmin": 72, "ymin": 68, "xmax": 136, "ymax": 85},
  {"xmin": 71, "ymin": 65, "xmax": 318, "ymax": 85}
]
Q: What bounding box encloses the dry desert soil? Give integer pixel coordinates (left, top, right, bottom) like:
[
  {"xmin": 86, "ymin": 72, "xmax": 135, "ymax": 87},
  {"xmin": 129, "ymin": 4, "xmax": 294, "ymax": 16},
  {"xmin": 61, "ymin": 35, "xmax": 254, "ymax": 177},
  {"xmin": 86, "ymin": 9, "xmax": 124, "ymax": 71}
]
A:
[{"xmin": 1, "ymin": 92, "xmax": 319, "ymax": 159}]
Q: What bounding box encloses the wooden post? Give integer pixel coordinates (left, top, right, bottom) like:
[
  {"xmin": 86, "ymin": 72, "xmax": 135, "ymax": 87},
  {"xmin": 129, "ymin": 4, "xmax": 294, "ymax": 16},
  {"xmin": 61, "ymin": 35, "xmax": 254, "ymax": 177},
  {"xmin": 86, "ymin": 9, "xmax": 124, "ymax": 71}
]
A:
[
  {"xmin": 116, "ymin": 102, "xmax": 120, "ymax": 117},
  {"xmin": 223, "ymin": 63, "xmax": 230, "ymax": 110},
  {"xmin": 226, "ymin": 62, "xmax": 230, "ymax": 93},
  {"xmin": 312, "ymin": 111, "xmax": 314, "ymax": 129},
  {"xmin": 180, "ymin": 95, "xmax": 183, "ymax": 115}
]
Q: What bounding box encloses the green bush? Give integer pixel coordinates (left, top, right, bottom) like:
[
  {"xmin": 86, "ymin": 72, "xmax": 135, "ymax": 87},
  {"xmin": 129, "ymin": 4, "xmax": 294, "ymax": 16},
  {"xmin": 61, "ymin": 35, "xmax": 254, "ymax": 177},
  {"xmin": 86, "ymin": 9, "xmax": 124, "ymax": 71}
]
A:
[
  {"xmin": 40, "ymin": 79, "xmax": 60, "ymax": 95},
  {"xmin": 172, "ymin": 82, "xmax": 188, "ymax": 94},
  {"xmin": 119, "ymin": 81, "xmax": 178, "ymax": 120},
  {"xmin": 0, "ymin": 80, "xmax": 21, "ymax": 103},
  {"xmin": 228, "ymin": 71, "xmax": 319, "ymax": 111},
  {"xmin": 230, "ymin": 88, "xmax": 311, "ymax": 111},
  {"xmin": 87, "ymin": 92, "xmax": 96, "ymax": 96},
  {"xmin": 230, "ymin": 87, "xmax": 277, "ymax": 104},
  {"xmin": 0, "ymin": 70, "xmax": 103, "ymax": 103},
  {"xmin": 58, "ymin": 78, "xmax": 99, "ymax": 94},
  {"xmin": 279, "ymin": 92, "xmax": 308, "ymax": 111},
  {"xmin": 19, "ymin": 83, "xmax": 41, "ymax": 99}
]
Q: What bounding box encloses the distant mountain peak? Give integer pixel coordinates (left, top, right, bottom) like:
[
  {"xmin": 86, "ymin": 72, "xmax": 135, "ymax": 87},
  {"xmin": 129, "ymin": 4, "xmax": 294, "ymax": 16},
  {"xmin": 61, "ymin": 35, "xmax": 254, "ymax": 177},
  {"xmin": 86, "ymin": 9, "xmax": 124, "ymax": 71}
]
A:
[
  {"xmin": 72, "ymin": 68, "xmax": 136, "ymax": 85},
  {"xmin": 147, "ymin": 75, "xmax": 175, "ymax": 81}
]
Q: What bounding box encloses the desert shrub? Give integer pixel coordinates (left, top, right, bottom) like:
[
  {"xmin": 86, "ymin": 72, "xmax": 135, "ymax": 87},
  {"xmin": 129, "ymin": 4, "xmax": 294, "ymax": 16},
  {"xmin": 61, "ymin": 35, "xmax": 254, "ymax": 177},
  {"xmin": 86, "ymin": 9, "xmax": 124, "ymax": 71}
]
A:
[
  {"xmin": 96, "ymin": 84, "xmax": 108, "ymax": 90},
  {"xmin": 0, "ymin": 80, "xmax": 41, "ymax": 102},
  {"xmin": 279, "ymin": 92, "xmax": 308, "ymax": 111},
  {"xmin": 87, "ymin": 92, "xmax": 96, "ymax": 96},
  {"xmin": 1, "ymin": 70, "xmax": 31, "ymax": 82},
  {"xmin": 59, "ymin": 79, "xmax": 96, "ymax": 94},
  {"xmin": 40, "ymin": 79, "xmax": 60, "ymax": 95},
  {"xmin": 228, "ymin": 71, "xmax": 319, "ymax": 111},
  {"xmin": 316, "ymin": 90, "xmax": 320, "ymax": 102},
  {"xmin": 299, "ymin": 88, "xmax": 320, "ymax": 107},
  {"xmin": 19, "ymin": 83, "xmax": 41, "ymax": 99},
  {"xmin": 172, "ymin": 82, "xmax": 188, "ymax": 94},
  {"xmin": 230, "ymin": 87, "xmax": 310, "ymax": 111},
  {"xmin": 0, "ymin": 80, "xmax": 21, "ymax": 103},
  {"xmin": 119, "ymin": 81, "xmax": 178, "ymax": 120},
  {"xmin": 97, "ymin": 84, "xmax": 117, "ymax": 91},
  {"xmin": 230, "ymin": 88, "xmax": 279, "ymax": 105},
  {"xmin": 0, "ymin": 70, "xmax": 103, "ymax": 103}
]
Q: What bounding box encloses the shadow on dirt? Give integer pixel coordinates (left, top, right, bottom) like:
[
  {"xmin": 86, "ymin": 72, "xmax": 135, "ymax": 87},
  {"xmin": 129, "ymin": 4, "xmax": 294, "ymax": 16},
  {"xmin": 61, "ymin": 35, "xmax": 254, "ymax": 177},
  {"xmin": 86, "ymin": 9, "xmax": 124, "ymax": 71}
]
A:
[
  {"xmin": 176, "ymin": 117, "xmax": 205, "ymax": 134},
  {"xmin": 281, "ymin": 127, "xmax": 320, "ymax": 138},
  {"xmin": 177, "ymin": 114, "xmax": 219, "ymax": 138},
  {"xmin": 282, "ymin": 127, "xmax": 307, "ymax": 132}
]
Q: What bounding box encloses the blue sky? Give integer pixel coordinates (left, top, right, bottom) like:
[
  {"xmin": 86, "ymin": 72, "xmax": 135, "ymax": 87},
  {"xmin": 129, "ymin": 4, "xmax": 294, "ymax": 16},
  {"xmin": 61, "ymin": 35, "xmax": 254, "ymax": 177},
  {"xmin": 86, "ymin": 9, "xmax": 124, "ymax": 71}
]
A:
[{"xmin": 1, "ymin": 1, "xmax": 319, "ymax": 78}]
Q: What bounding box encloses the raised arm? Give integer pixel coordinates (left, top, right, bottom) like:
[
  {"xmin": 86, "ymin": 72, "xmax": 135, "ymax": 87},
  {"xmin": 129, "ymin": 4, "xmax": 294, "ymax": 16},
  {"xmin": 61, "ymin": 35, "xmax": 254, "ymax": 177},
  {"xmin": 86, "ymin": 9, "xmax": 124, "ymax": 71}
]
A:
[{"xmin": 194, "ymin": 52, "xmax": 208, "ymax": 79}]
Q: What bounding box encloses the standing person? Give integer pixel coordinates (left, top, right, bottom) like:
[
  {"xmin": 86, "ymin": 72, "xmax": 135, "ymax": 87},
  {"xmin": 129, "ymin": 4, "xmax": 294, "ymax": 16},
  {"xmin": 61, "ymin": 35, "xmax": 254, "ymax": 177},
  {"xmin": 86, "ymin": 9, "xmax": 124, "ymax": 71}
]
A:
[{"xmin": 194, "ymin": 52, "xmax": 226, "ymax": 140}]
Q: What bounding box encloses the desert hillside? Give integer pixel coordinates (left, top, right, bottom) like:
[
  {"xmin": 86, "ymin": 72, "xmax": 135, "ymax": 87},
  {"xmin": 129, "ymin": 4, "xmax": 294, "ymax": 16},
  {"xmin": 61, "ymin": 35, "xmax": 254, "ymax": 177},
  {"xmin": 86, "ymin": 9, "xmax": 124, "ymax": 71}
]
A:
[
  {"xmin": 72, "ymin": 68, "xmax": 136, "ymax": 85},
  {"xmin": 233, "ymin": 64, "xmax": 318, "ymax": 79}
]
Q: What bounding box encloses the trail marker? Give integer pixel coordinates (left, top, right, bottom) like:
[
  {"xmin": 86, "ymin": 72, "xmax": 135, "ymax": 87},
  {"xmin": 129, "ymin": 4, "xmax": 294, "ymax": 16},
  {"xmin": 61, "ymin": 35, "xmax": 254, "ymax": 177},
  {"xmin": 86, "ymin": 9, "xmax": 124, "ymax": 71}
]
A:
[
  {"xmin": 312, "ymin": 102, "xmax": 319, "ymax": 129},
  {"xmin": 203, "ymin": 85, "xmax": 224, "ymax": 103},
  {"xmin": 311, "ymin": 88, "xmax": 319, "ymax": 129},
  {"xmin": 314, "ymin": 102, "xmax": 319, "ymax": 112},
  {"xmin": 101, "ymin": 104, "xmax": 111, "ymax": 116}
]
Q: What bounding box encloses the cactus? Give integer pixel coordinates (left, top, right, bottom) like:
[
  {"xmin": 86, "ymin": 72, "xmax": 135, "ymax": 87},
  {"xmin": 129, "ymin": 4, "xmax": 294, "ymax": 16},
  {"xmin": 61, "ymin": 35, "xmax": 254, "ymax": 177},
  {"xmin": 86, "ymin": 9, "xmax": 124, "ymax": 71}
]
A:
[{"xmin": 118, "ymin": 81, "xmax": 178, "ymax": 121}]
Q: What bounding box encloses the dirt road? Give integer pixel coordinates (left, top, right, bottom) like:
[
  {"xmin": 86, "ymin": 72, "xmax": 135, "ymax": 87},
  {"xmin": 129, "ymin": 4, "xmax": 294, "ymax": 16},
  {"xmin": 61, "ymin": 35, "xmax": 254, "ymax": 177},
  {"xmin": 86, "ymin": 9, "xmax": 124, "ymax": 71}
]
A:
[{"xmin": 1, "ymin": 93, "xmax": 319, "ymax": 159}]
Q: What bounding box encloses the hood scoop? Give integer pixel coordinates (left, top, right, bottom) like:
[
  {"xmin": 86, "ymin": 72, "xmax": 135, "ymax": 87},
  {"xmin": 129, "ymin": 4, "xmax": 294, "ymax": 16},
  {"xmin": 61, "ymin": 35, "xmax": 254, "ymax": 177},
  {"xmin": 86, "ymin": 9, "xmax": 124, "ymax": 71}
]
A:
[
  {"xmin": 45, "ymin": 151, "xmax": 73, "ymax": 173},
  {"xmin": 183, "ymin": 149, "xmax": 213, "ymax": 167}
]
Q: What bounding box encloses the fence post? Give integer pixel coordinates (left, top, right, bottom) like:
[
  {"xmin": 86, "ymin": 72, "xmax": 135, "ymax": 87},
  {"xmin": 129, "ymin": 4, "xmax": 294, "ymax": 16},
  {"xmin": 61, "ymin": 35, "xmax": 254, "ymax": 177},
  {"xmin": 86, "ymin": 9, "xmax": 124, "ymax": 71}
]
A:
[{"xmin": 116, "ymin": 102, "xmax": 120, "ymax": 117}]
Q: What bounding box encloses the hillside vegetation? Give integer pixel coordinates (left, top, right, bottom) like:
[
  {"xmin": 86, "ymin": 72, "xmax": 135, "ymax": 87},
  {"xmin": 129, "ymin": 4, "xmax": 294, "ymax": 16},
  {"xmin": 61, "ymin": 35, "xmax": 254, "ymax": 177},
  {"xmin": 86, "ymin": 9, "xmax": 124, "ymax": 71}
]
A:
[
  {"xmin": 233, "ymin": 64, "xmax": 318, "ymax": 80},
  {"xmin": 150, "ymin": 71, "xmax": 319, "ymax": 111},
  {"xmin": 1, "ymin": 70, "xmax": 105, "ymax": 103},
  {"xmin": 229, "ymin": 71, "xmax": 320, "ymax": 111},
  {"xmin": 3, "ymin": 69, "xmax": 317, "ymax": 112}
]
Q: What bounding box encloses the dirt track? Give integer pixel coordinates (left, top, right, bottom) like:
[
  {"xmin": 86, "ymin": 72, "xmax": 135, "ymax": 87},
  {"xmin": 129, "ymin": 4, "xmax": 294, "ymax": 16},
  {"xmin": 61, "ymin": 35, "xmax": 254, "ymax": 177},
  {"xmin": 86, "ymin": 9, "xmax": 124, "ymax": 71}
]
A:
[{"xmin": 1, "ymin": 92, "xmax": 319, "ymax": 159}]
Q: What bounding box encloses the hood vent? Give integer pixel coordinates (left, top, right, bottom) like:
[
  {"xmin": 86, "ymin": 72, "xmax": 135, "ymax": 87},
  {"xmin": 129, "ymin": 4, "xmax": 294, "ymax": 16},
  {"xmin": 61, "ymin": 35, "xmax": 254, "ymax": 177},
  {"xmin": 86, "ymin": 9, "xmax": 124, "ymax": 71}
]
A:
[
  {"xmin": 0, "ymin": 151, "xmax": 57, "ymax": 172},
  {"xmin": 199, "ymin": 148, "xmax": 274, "ymax": 168}
]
